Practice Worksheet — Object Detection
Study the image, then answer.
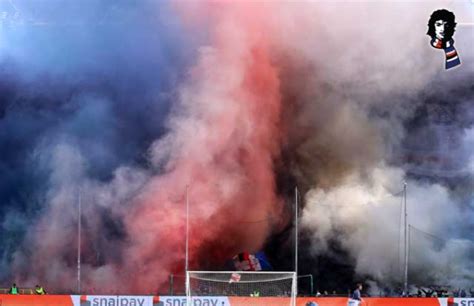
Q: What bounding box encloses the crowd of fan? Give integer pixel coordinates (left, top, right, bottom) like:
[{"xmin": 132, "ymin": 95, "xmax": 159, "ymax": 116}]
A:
[
  {"xmin": 410, "ymin": 287, "xmax": 474, "ymax": 298},
  {"xmin": 371, "ymin": 286, "xmax": 474, "ymax": 297},
  {"xmin": 315, "ymin": 290, "xmax": 343, "ymax": 297},
  {"xmin": 311, "ymin": 286, "xmax": 474, "ymax": 298}
]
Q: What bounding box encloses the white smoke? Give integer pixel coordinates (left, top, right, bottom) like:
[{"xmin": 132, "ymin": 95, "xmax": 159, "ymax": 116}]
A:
[
  {"xmin": 301, "ymin": 164, "xmax": 473, "ymax": 286},
  {"xmin": 273, "ymin": 1, "xmax": 474, "ymax": 287}
]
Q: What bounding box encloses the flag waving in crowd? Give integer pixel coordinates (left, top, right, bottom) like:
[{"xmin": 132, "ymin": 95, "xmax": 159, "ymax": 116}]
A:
[{"xmin": 233, "ymin": 252, "xmax": 273, "ymax": 271}]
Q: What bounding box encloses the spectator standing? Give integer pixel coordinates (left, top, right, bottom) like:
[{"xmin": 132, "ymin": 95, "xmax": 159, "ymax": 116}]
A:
[
  {"xmin": 35, "ymin": 285, "xmax": 46, "ymax": 295},
  {"xmin": 352, "ymin": 283, "xmax": 363, "ymax": 301},
  {"xmin": 347, "ymin": 284, "xmax": 363, "ymax": 306},
  {"xmin": 9, "ymin": 283, "xmax": 19, "ymax": 294}
]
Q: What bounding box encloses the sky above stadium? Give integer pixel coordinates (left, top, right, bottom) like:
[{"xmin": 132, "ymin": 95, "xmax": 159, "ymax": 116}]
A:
[{"xmin": 0, "ymin": 0, "xmax": 473, "ymax": 294}]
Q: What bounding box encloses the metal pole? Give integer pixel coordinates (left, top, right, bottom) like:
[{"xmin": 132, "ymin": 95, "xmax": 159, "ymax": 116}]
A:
[
  {"xmin": 407, "ymin": 225, "xmax": 411, "ymax": 288},
  {"xmin": 295, "ymin": 186, "xmax": 299, "ymax": 297},
  {"xmin": 185, "ymin": 186, "xmax": 189, "ymax": 294},
  {"xmin": 169, "ymin": 274, "xmax": 174, "ymax": 295},
  {"xmin": 77, "ymin": 187, "xmax": 82, "ymax": 294},
  {"xmin": 403, "ymin": 182, "xmax": 408, "ymax": 296},
  {"xmin": 398, "ymin": 192, "xmax": 403, "ymax": 279}
]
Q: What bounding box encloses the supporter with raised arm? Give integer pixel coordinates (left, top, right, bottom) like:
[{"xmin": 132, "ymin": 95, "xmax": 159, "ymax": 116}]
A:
[{"xmin": 421, "ymin": 288, "xmax": 434, "ymax": 297}]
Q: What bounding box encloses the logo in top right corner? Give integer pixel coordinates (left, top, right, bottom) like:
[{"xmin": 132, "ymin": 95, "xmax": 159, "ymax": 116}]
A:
[{"xmin": 427, "ymin": 9, "xmax": 461, "ymax": 70}]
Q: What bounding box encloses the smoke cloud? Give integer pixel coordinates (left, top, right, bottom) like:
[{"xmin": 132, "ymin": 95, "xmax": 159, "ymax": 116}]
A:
[
  {"xmin": 0, "ymin": 0, "xmax": 473, "ymax": 294},
  {"xmin": 278, "ymin": 1, "xmax": 474, "ymax": 289},
  {"xmin": 0, "ymin": 0, "xmax": 201, "ymax": 292}
]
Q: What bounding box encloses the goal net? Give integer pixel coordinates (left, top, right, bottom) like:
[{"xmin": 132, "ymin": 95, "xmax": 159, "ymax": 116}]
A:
[{"xmin": 186, "ymin": 271, "xmax": 297, "ymax": 306}]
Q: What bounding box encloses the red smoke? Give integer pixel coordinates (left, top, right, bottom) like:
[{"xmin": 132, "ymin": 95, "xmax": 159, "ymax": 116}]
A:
[
  {"xmin": 119, "ymin": 2, "xmax": 285, "ymax": 292},
  {"xmin": 12, "ymin": 2, "xmax": 288, "ymax": 294},
  {"xmin": 11, "ymin": 0, "xmax": 474, "ymax": 294}
]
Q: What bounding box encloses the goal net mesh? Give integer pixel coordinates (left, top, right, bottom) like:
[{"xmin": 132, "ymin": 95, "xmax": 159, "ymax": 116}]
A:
[{"xmin": 186, "ymin": 271, "xmax": 296, "ymax": 305}]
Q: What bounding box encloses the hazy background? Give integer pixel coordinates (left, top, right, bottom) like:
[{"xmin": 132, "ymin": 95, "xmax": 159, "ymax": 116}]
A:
[{"xmin": 0, "ymin": 0, "xmax": 473, "ymax": 294}]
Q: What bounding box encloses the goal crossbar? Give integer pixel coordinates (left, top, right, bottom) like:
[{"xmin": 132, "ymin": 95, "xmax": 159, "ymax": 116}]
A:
[{"xmin": 187, "ymin": 271, "xmax": 296, "ymax": 283}]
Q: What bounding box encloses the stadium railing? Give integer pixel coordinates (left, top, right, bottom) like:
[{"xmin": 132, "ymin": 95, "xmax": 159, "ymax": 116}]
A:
[{"xmin": 0, "ymin": 288, "xmax": 35, "ymax": 294}]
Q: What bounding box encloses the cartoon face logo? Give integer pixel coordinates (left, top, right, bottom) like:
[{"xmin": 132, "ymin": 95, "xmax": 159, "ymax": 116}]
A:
[
  {"xmin": 427, "ymin": 9, "xmax": 461, "ymax": 70},
  {"xmin": 428, "ymin": 9, "xmax": 457, "ymax": 42}
]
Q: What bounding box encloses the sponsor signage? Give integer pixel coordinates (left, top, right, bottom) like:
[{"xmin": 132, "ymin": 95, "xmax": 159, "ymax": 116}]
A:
[
  {"xmin": 452, "ymin": 299, "xmax": 474, "ymax": 306},
  {"xmin": 158, "ymin": 296, "xmax": 229, "ymax": 306},
  {"xmin": 80, "ymin": 295, "xmax": 153, "ymax": 306}
]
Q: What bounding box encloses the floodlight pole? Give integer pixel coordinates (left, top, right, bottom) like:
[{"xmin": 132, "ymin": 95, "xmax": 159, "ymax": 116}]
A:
[
  {"xmin": 185, "ymin": 185, "xmax": 190, "ymax": 294},
  {"xmin": 77, "ymin": 187, "xmax": 82, "ymax": 294},
  {"xmin": 403, "ymin": 182, "xmax": 408, "ymax": 296},
  {"xmin": 295, "ymin": 186, "xmax": 299, "ymax": 297}
]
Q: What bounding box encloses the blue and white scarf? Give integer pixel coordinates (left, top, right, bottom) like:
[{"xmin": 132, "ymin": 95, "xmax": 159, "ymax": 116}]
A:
[{"xmin": 431, "ymin": 38, "xmax": 461, "ymax": 70}]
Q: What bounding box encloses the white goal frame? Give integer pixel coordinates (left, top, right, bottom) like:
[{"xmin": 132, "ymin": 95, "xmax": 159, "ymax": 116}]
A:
[{"xmin": 186, "ymin": 271, "xmax": 297, "ymax": 306}]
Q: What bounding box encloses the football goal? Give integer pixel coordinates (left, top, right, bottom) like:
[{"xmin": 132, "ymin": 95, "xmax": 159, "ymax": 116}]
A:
[{"xmin": 186, "ymin": 271, "xmax": 297, "ymax": 306}]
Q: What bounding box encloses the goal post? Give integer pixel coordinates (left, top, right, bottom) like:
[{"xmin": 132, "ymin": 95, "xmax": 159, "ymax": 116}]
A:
[{"xmin": 186, "ymin": 271, "xmax": 297, "ymax": 306}]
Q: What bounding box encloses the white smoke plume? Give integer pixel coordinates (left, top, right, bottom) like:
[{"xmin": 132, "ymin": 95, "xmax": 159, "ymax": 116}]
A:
[{"xmin": 279, "ymin": 1, "xmax": 474, "ymax": 288}]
